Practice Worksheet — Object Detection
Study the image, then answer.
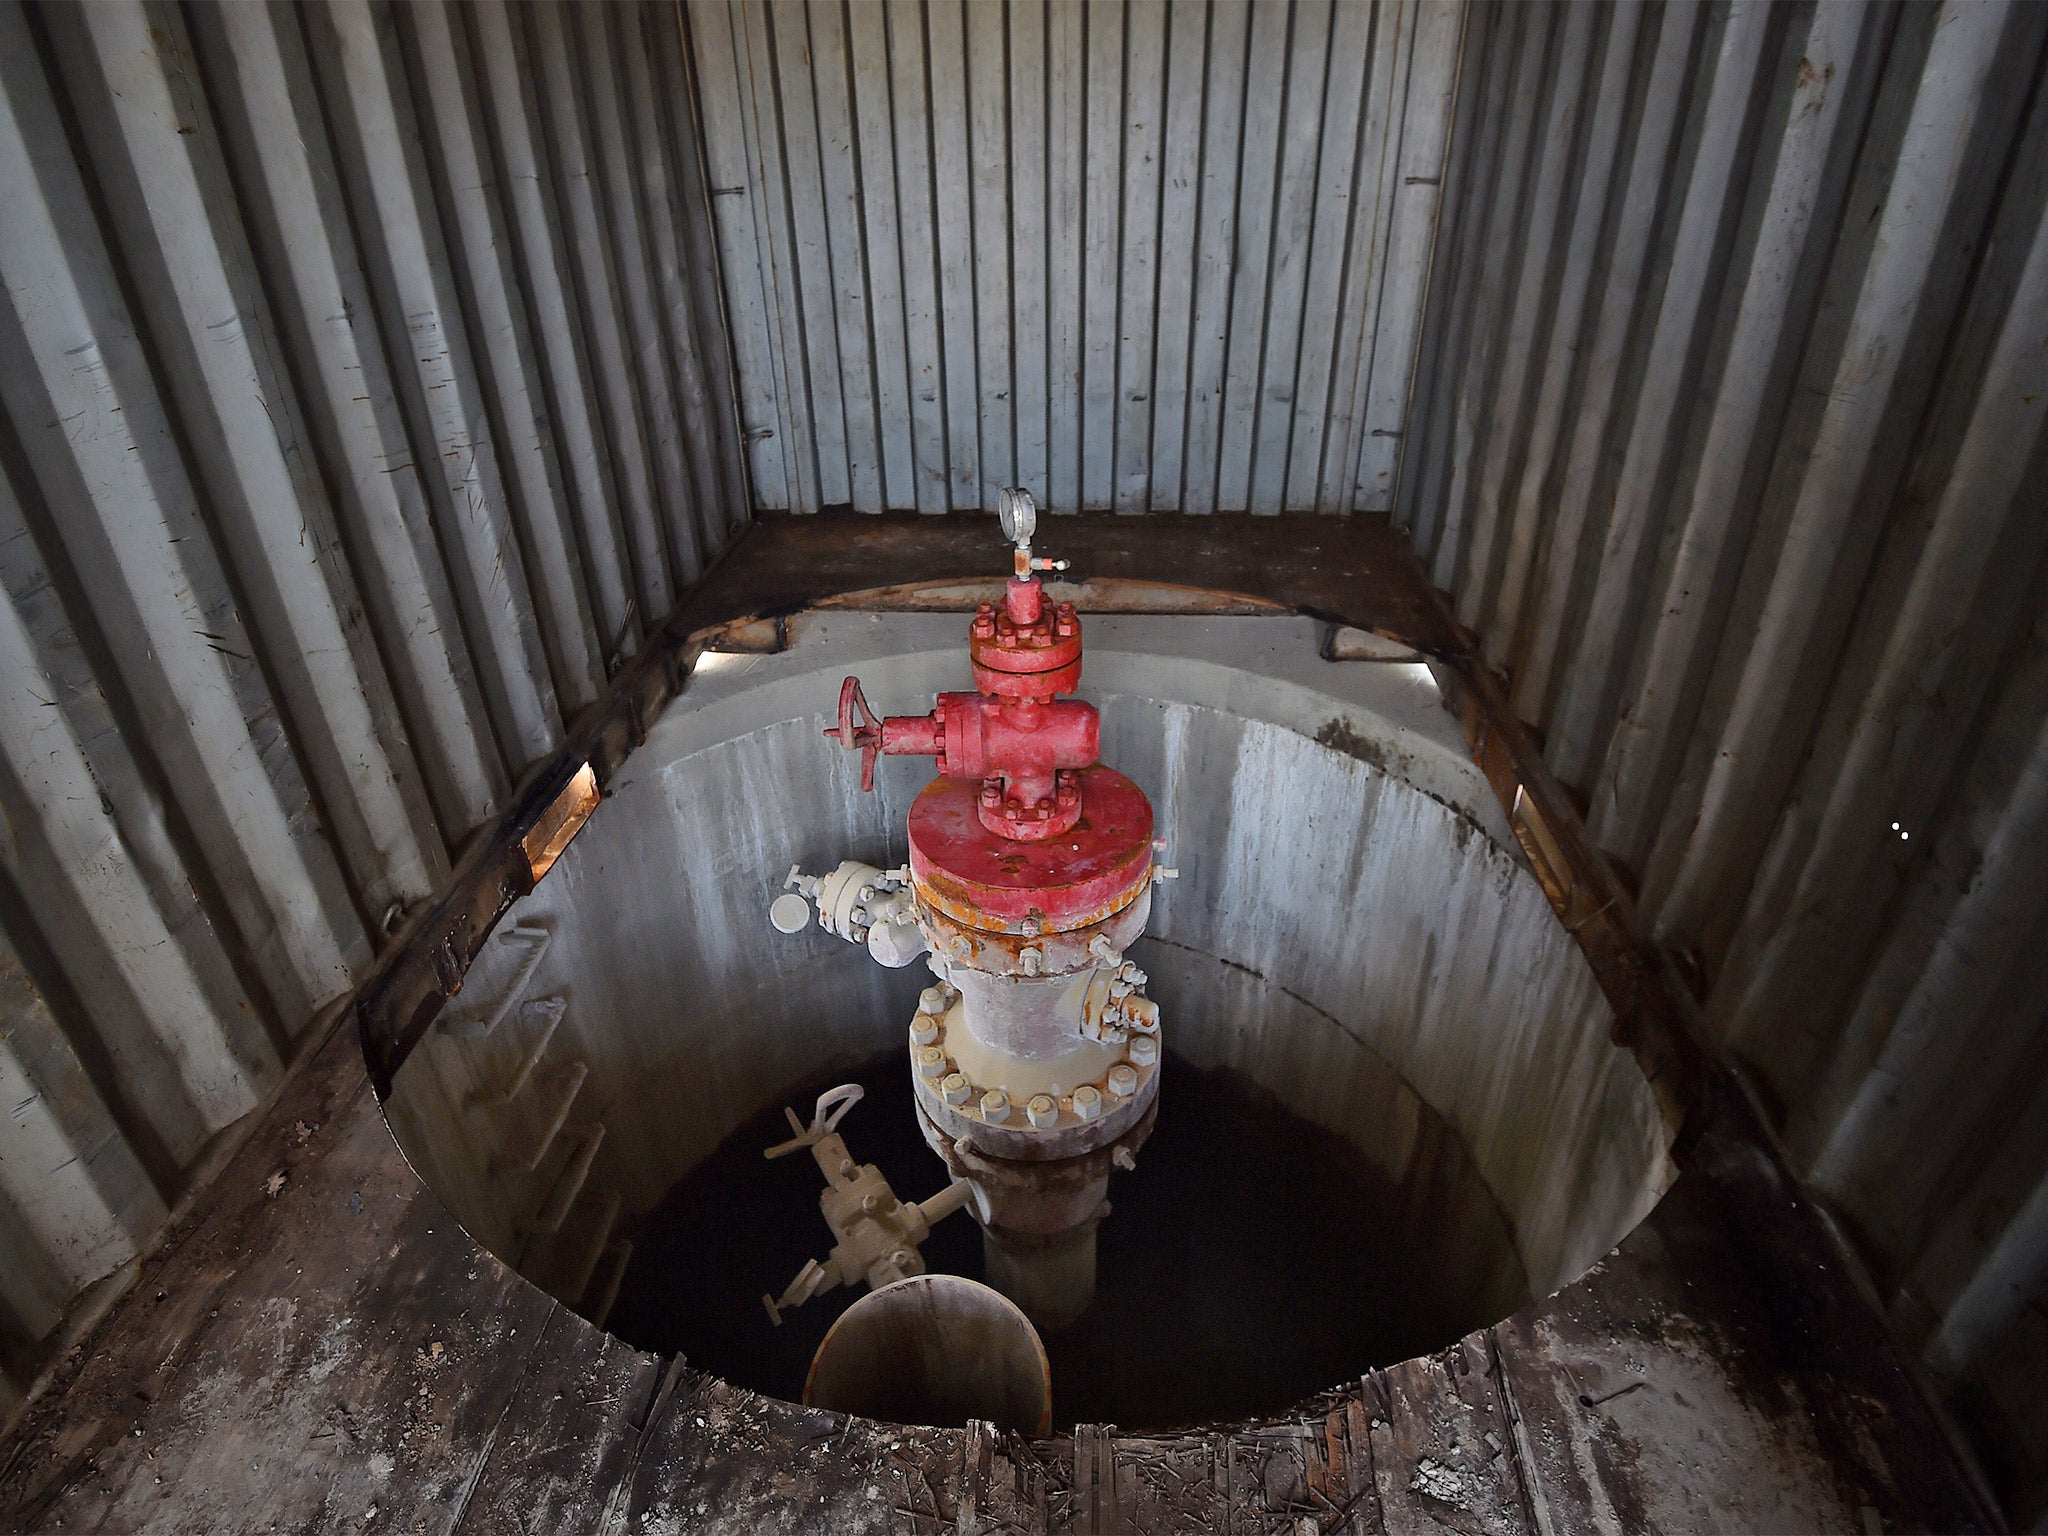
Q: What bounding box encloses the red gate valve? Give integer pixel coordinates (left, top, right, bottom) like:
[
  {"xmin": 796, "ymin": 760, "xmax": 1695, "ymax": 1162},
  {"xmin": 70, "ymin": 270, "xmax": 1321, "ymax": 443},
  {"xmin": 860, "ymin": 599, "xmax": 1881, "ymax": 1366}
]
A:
[{"xmin": 827, "ymin": 679, "xmax": 1100, "ymax": 840}]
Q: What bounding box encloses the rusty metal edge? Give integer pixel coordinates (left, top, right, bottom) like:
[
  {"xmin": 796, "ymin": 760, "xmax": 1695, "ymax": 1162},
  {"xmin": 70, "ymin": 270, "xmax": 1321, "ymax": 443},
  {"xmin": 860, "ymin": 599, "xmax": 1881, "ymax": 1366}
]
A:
[{"xmin": 811, "ymin": 576, "xmax": 1295, "ymax": 616}]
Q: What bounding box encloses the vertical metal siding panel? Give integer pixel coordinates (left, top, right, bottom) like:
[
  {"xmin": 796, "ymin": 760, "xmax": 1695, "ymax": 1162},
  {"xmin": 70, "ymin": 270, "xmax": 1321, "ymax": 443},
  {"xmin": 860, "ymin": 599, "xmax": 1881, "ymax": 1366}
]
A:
[
  {"xmin": 400, "ymin": 2, "xmax": 606, "ymax": 712},
  {"xmin": 799, "ymin": 3, "xmax": 880, "ymax": 513},
  {"xmin": 1511, "ymin": 2, "xmax": 1701, "ymax": 724},
  {"xmin": 529, "ymin": 1, "xmax": 677, "ymax": 623},
  {"xmin": 0, "ymin": 933, "xmax": 166, "ymax": 1310},
  {"xmin": 1113, "ymin": 1, "xmax": 1165, "ymax": 516},
  {"xmin": 1301, "ymin": 0, "xmax": 1405, "ymax": 516},
  {"xmin": 1008, "ymin": 1, "xmax": 1050, "ymax": 506},
  {"xmin": 887, "ymin": 0, "xmax": 950, "ymax": 515},
  {"xmin": 200, "ymin": 2, "xmax": 506, "ymax": 835},
  {"xmin": 1429, "ymin": 2, "xmax": 1555, "ymax": 592},
  {"xmin": 1405, "ymin": 3, "xmax": 2048, "ymax": 1514},
  {"xmin": 1214, "ymin": 0, "xmax": 1294, "ymax": 514},
  {"xmin": 0, "ymin": 510, "xmax": 261, "ymax": 1153},
  {"xmin": 1547, "ymin": 0, "xmax": 1775, "ymax": 790},
  {"xmin": 767, "ymin": 2, "xmax": 850, "ymax": 511},
  {"xmin": 585, "ymin": 1, "xmax": 720, "ymax": 565},
  {"xmin": 1079, "ymin": 1, "xmax": 1124, "ymax": 512},
  {"xmin": 307, "ymin": 0, "xmax": 563, "ymax": 771},
  {"xmin": 1453, "ymin": 0, "xmax": 1597, "ymax": 630},
  {"xmin": 1181, "ymin": 0, "xmax": 1251, "ymax": 516},
  {"xmin": 1487, "ymin": 0, "xmax": 1645, "ymax": 660},
  {"xmin": 0, "ymin": 0, "xmax": 747, "ymax": 1413},
  {"xmin": 1401, "ymin": 2, "xmax": 1514, "ymax": 563},
  {"xmin": 693, "ymin": 0, "xmax": 1451, "ymax": 515},
  {"xmin": 653, "ymin": 3, "xmax": 757, "ymax": 542},
  {"xmin": 1722, "ymin": 194, "xmax": 2048, "ymax": 1079},
  {"xmin": 1354, "ymin": 0, "xmax": 1465, "ymax": 513},
  {"xmin": 617, "ymin": 3, "xmax": 733, "ymax": 574},
  {"xmin": 846, "ymin": 2, "xmax": 918, "ymax": 512},
  {"xmin": 726, "ymin": 0, "xmax": 813, "ymax": 517},
  {"xmin": 1811, "ymin": 693, "xmax": 2048, "ymax": 1257},
  {"xmin": 926, "ymin": 1, "xmax": 981, "ymax": 513},
  {"xmin": 1146, "ymin": 1, "xmax": 1209, "ymax": 512},
  {"xmin": 62, "ymin": 0, "xmax": 445, "ymax": 917},
  {"xmin": 965, "ymin": 0, "xmax": 1014, "ymax": 507},
  {"xmin": 1046, "ymin": 1, "xmax": 1084, "ymax": 512},
  {"xmin": 1246, "ymin": 1, "xmax": 1336, "ymax": 516},
  {"xmin": 689, "ymin": 0, "xmax": 789, "ymax": 511},
  {"xmin": 1594, "ymin": 0, "xmax": 1880, "ymax": 866},
  {"xmin": 466, "ymin": 0, "xmax": 638, "ymax": 664},
  {"xmin": 1655, "ymin": 0, "xmax": 2016, "ymax": 941},
  {"xmin": 0, "ymin": 14, "xmax": 361, "ymax": 1023}
]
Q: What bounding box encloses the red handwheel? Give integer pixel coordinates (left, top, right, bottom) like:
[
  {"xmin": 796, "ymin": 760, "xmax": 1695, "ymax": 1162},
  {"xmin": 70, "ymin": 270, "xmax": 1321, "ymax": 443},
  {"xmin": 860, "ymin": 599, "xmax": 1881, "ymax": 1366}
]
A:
[{"xmin": 826, "ymin": 675, "xmax": 884, "ymax": 791}]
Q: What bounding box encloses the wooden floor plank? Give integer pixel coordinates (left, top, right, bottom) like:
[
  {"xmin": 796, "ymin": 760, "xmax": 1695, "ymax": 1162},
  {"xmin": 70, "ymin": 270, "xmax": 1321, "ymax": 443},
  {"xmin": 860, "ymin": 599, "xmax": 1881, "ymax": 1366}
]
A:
[
  {"xmin": 448, "ymin": 1309, "xmax": 658, "ymax": 1534},
  {"xmin": 1369, "ymin": 1340, "xmax": 1527, "ymax": 1536}
]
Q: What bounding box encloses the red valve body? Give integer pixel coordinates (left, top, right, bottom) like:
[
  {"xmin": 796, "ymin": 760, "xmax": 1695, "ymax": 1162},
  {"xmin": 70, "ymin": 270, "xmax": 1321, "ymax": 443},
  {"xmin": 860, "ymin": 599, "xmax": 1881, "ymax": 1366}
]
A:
[
  {"xmin": 878, "ymin": 693, "xmax": 1098, "ymax": 826},
  {"xmin": 832, "ymin": 572, "xmax": 1155, "ymax": 923}
]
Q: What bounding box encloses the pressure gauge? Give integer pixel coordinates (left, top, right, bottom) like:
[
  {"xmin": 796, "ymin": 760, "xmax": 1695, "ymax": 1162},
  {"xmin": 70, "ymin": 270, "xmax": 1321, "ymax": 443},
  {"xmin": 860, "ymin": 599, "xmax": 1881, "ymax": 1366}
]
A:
[{"xmin": 997, "ymin": 486, "xmax": 1037, "ymax": 549}]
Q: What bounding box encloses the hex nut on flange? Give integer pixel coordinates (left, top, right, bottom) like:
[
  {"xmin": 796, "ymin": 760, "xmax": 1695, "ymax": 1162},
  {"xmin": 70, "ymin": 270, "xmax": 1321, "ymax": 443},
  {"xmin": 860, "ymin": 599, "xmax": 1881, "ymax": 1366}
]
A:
[
  {"xmin": 940, "ymin": 1072, "xmax": 971, "ymax": 1105},
  {"xmin": 981, "ymin": 1090, "xmax": 1011, "ymax": 1124},
  {"xmin": 916, "ymin": 1045, "xmax": 948, "ymax": 1078},
  {"xmin": 1025, "ymin": 1094, "xmax": 1059, "ymax": 1128},
  {"xmin": 1128, "ymin": 1034, "xmax": 1159, "ymax": 1066},
  {"xmin": 918, "ymin": 987, "xmax": 948, "ymax": 1016},
  {"xmin": 1072, "ymin": 1085, "xmax": 1104, "ymax": 1121},
  {"xmin": 910, "ymin": 1017, "xmax": 940, "ymax": 1047},
  {"xmin": 1107, "ymin": 1064, "xmax": 1139, "ymax": 1098}
]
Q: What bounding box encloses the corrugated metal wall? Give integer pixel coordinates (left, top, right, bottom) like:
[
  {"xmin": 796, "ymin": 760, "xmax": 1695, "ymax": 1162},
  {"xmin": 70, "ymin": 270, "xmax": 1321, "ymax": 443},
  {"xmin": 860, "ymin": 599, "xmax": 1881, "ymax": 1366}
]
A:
[
  {"xmin": 1401, "ymin": 0, "xmax": 2048, "ymax": 1517},
  {"xmin": 0, "ymin": 0, "xmax": 745, "ymax": 1416},
  {"xmin": 689, "ymin": 0, "xmax": 1466, "ymax": 515}
]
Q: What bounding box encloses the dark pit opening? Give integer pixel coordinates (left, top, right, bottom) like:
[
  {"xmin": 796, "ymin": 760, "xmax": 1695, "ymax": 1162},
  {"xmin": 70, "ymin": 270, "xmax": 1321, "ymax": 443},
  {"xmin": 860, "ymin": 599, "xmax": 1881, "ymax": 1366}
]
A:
[
  {"xmin": 608, "ymin": 1048, "xmax": 1501, "ymax": 1430},
  {"xmin": 381, "ymin": 613, "xmax": 1676, "ymax": 1437}
]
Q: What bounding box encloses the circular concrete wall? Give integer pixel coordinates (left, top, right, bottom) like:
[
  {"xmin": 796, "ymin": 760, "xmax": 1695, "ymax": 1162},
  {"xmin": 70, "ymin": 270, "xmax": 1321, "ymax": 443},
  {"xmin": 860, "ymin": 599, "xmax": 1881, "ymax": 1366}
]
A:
[{"xmin": 384, "ymin": 609, "xmax": 1675, "ymax": 1416}]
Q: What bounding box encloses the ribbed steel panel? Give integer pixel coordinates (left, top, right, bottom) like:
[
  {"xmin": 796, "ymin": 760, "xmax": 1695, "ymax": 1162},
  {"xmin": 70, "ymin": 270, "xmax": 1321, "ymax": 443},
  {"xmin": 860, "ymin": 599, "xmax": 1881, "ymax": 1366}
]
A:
[
  {"xmin": 1403, "ymin": 1, "xmax": 2048, "ymax": 1519},
  {"xmin": 689, "ymin": 0, "xmax": 1467, "ymax": 515},
  {"xmin": 0, "ymin": 0, "xmax": 745, "ymax": 1413}
]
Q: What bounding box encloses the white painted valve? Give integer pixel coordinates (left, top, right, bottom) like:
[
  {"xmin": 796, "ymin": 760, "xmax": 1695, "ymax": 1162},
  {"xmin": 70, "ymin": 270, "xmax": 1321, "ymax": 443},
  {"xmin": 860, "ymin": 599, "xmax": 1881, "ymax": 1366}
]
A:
[{"xmin": 771, "ymin": 858, "xmax": 928, "ymax": 968}]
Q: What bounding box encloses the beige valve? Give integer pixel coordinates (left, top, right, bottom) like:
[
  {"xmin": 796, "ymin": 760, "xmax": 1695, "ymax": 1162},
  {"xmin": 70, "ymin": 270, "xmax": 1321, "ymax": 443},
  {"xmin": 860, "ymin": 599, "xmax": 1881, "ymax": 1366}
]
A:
[{"xmin": 760, "ymin": 1084, "xmax": 974, "ymax": 1325}]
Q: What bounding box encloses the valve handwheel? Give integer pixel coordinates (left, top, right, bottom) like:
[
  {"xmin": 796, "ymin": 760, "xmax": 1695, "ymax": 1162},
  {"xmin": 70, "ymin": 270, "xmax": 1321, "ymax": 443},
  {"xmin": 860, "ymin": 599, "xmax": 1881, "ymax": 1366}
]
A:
[{"xmin": 828, "ymin": 675, "xmax": 885, "ymax": 791}]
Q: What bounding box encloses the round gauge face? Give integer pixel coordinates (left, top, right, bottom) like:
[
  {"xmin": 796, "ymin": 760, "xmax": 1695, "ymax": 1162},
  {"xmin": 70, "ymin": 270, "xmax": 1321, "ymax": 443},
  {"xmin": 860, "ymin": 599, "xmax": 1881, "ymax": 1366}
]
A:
[{"xmin": 997, "ymin": 486, "xmax": 1036, "ymax": 546}]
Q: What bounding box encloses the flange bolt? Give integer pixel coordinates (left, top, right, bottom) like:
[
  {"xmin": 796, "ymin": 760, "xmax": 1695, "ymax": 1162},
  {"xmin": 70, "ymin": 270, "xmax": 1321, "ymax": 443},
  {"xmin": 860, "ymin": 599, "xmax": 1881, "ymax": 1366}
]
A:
[
  {"xmin": 1106, "ymin": 1064, "xmax": 1139, "ymax": 1098},
  {"xmin": 1072, "ymin": 1085, "xmax": 1104, "ymax": 1121},
  {"xmin": 910, "ymin": 1017, "xmax": 940, "ymax": 1047},
  {"xmin": 918, "ymin": 987, "xmax": 949, "ymax": 1016},
  {"xmin": 1026, "ymin": 1094, "xmax": 1059, "ymax": 1128},
  {"xmin": 1128, "ymin": 1035, "xmax": 1159, "ymax": 1067},
  {"xmin": 940, "ymin": 1073, "xmax": 971, "ymax": 1105},
  {"xmin": 916, "ymin": 1046, "xmax": 948, "ymax": 1078},
  {"xmin": 981, "ymin": 1089, "xmax": 1011, "ymax": 1124}
]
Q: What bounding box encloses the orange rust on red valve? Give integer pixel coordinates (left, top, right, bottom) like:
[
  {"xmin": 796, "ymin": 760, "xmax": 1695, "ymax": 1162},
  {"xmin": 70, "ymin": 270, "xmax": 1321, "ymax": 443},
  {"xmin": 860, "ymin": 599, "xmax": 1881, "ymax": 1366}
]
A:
[{"xmin": 907, "ymin": 768, "xmax": 1154, "ymax": 932}]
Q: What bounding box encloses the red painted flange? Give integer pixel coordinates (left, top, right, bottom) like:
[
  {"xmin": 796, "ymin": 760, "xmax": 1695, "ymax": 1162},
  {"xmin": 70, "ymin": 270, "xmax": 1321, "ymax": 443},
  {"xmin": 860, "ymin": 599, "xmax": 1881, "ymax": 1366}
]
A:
[{"xmin": 907, "ymin": 767, "xmax": 1154, "ymax": 934}]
